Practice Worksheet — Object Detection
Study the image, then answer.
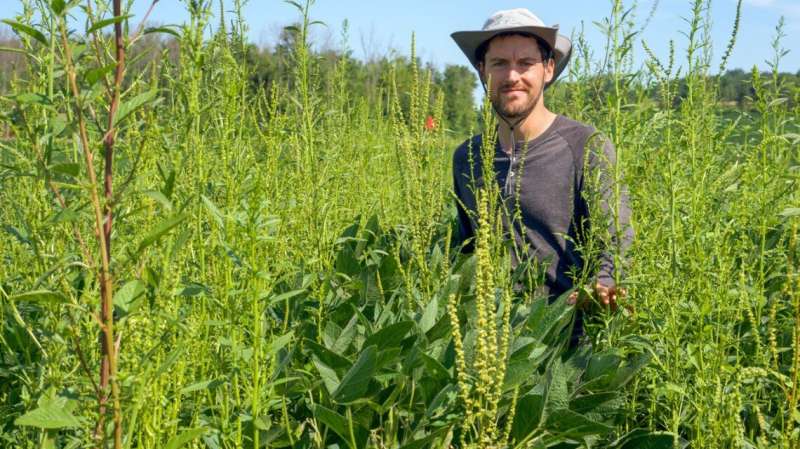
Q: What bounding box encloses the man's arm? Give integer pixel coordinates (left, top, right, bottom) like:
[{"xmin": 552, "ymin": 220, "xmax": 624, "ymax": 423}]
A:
[{"xmin": 576, "ymin": 135, "xmax": 634, "ymax": 309}]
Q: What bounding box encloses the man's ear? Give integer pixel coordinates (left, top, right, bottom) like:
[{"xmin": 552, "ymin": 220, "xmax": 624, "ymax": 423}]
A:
[
  {"xmin": 477, "ymin": 62, "xmax": 486, "ymax": 85},
  {"xmin": 543, "ymin": 58, "xmax": 555, "ymax": 84}
]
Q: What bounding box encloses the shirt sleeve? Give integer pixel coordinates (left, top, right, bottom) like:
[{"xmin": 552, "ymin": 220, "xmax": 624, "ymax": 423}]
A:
[{"xmin": 585, "ymin": 136, "xmax": 634, "ymax": 287}]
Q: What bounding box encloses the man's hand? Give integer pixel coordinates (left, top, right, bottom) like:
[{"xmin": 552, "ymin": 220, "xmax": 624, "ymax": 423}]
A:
[{"xmin": 567, "ymin": 282, "xmax": 627, "ymax": 311}]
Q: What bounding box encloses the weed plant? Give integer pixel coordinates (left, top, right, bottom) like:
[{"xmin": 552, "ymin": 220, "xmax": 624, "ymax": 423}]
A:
[{"xmin": 0, "ymin": 0, "xmax": 798, "ymax": 448}]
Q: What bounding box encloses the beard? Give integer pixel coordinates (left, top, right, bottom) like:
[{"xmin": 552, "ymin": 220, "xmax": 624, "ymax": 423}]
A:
[{"xmin": 491, "ymin": 88, "xmax": 539, "ymax": 120}]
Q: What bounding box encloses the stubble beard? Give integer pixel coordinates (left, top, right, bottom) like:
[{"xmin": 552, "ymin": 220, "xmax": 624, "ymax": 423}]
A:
[{"xmin": 491, "ymin": 86, "xmax": 541, "ymax": 122}]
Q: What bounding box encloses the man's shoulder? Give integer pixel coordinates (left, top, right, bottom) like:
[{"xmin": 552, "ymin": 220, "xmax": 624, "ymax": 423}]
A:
[
  {"xmin": 552, "ymin": 115, "xmax": 599, "ymax": 150},
  {"xmin": 452, "ymin": 134, "xmax": 483, "ymax": 167}
]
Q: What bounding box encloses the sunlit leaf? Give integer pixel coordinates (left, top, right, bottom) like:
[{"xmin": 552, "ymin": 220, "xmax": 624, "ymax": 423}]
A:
[
  {"xmin": 14, "ymin": 392, "xmax": 79, "ymax": 429},
  {"xmin": 86, "ymin": 14, "xmax": 131, "ymax": 34},
  {"xmin": 113, "ymin": 280, "xmax": 145, "ymax": 315},
  {"xmin": 2, "ymin": 20, "xmax": 47, "ymax": 45},
  {"xmin": 113, "ymin": 89, "xmax": 160, "ymax": 126}
]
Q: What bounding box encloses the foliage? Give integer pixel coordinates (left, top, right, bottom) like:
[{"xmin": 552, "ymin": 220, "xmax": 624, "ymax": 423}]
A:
[{"xmin": 0, "ymin": 0, "xmax": 798, "ymax": 448}]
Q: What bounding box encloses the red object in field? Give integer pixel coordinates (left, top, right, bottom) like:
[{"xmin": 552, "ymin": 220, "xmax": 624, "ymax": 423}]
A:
[{"xmin": 425, "ymin": 115, "xmax": 437, "ymax": 131}]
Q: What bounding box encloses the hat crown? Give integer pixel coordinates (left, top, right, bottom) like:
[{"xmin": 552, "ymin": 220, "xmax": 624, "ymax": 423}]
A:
[{"xmin": 483, "ymin": 8, "xmax": 545, "ymax": 31}]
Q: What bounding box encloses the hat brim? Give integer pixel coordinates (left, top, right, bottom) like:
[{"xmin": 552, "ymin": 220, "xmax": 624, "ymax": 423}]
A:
[{"xmin": 451, "ymin": 27, "xmax": 572, "ymax": 88}]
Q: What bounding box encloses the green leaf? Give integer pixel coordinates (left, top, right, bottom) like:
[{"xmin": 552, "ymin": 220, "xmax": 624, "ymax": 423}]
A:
[
  {"xmin": 584, "ymin": 350, "xmax": 622, "ymax": 386},
  {"xmin": 136, "ymin": 213, "xmax": 187, "ymax": 254},
  {"xmin": 50, "ymin": 162, "xmax": 80, "ymax": 177},
  {"xmin": 333, "ymin": 345, "xmax": 377, "ymax": 403},
  {"xmin": 363, "ymin": 321, "xmax": 413, "ymax": 349},
  {"xmin": 268, "ymin": 289, "xmax": 305, "ymax": 306},
  {"xmin": 779, "ymin": 208, "xmax": 800, "ymax": 217},
  {"xmin": 331, "ymin": 315, "xmax": 358, "ymax": 354},
  {"xmin": 267, "ymin": 332, "xmax": 293, "ymax": 357},
  {"xmin": 312, "ymin": 356, "xmax": 340, "ymax": 395},
  {"xmin": 609, "ymin": 429, "xmax": 675, "ymax": 449},
  {"xmin": 569, "ymin": 392, "xmax": 619, "ymax": 414},
  {"xmin": 398, "ymin": 426, "xmax": 451, "ymax": 449},
  {"xmin": 527, "ymin": 293, "xmax": 573, "ymax": 342},
  {"xmin": 10, "ymin": 290, "xmax": 67, "ymax": 304},
  {"xmin": 511, "ymin": 393, "xmax": 544, "ymax": 442},
  {"xmin": 14, "ymin": 393, "xmax": 80, "ymax": 429},
  {"xmin": 201, "ymin": 194, "xmax": 224, "ymax": 228},
  {"xmin": 144, "ymin": 26, "xmax": 181, "ymax": 38},
  {"xmin": 503, "ymin": 356, "xmax": 540, "ymax": 391},
  {"xmin": 143, "ymin": 190, "xmax": 173, "ymax": 210},
  {"xmin": 418, "ymin": 296, "xmax": 438, "ymax": 333},
  {"xmin": 50, "ymin": 0, "xmax": 66, "ymax": 15},
  {"xmin": 311, "ymin": 405, "xmax": 350, "ymax": 445},
  {"xmin": 179, "ymin": 379, "xmax": 223, "ymax": 395},
  {"xmin": 87, "ymin": 14, "xmax": 131, "ymax": 34},
  {"xmin": 305, "ymin": 339, "xmax": 351, "ymax": 369},
  {"xmin": 155, "ymin": 347, "xmax": 185, "ymax": 378},
  {"xmin": 164, "ymin": 428, "xmax": 207, "ymax": 449},
  {"xmin": 610, "ymin": 352, "xmax": 651, "ymax": 389},
  {"xmin": 113, "ymin": 89, "xmax": 159, "ymax": 126},
  {"xmin": 14, "ymin": 92, "xmax": 49, "ymax": 104},
  {"xmin": 420, "ymin": 353, "xmax": 450, "ymax": 380},
  {"xmin": 113, "ymin": 280, "xmax": 145, "ymax": 315},
  {"xmin": 84, "ymin": 63, "xmax": 116, "ymax": 87},
  {"xmin": 0, "ymin": 46, "xmax": 28, "ymax": 55},
  {"xmin": 543, "ymin": 408, "xmax": 613, "ymax": 437},
  {"xmin": 2, "ymin": 20, "xmax": 47, "ymax": 45},
  {"xmin": 544, "ymin": 359, "xmax": 569, "ymax": 412}
]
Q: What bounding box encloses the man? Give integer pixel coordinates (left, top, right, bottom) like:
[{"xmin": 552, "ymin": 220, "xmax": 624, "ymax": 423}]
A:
[{"xmin": 450, "ymin": 9, "xmax": 633, "ymax": 323}]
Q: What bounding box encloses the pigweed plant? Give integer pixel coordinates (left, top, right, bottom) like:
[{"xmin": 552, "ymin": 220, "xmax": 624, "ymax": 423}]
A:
[{"xmin": 0, "ymin": 0, "xmax": 798, "ymax": 448}]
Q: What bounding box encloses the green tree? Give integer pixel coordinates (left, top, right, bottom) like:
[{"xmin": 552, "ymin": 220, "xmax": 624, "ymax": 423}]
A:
[{"xmin": 441, "ymin": 64, "xmax": 477, "ymax": 135}]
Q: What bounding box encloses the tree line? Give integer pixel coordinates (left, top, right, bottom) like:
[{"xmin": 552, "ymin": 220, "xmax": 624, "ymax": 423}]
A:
[{"xmin": 2, "ymin": 26, "xmax": 798, "ymax": 136}]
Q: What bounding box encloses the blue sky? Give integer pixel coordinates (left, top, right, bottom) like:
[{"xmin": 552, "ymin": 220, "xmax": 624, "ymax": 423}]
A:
[{"xmin": 2, "ymin": 0, "xmax": 798, "ymax": 74}]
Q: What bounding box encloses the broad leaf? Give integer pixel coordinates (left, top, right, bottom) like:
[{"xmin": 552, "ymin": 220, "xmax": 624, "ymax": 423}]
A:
[
  {"xmin": 113, "ymin": 280, "xmax": 145, "ymax": 315},
  {"xmin": 569, "ymin": 392, "xmax": 619, "ymax": 414},
  {"xmin": 363, "ymin": 321, "xmax": 413, "ymax": 349},
  {"xmin": 305, "ymin": 339, "xmax": 351, "ymax": 369},
  {"xmin": 312, "ymin": 356, "xmax": 340, "ymax": 394},
  {"xmin": 333, "ymin": 345, "xmax": 377, "ymax": 403},
  {"xmin": 113, "ymin": 89, "xmax": 160, "ymax": 126},
  {"xmin": 15, "ymin": 392, "xmax": 79, "ymax": 429},
  {"xmin": 311, "ymin": 405, "xmax": 350, "ymax": 445},
  {"xmin": 610, "ymin": 429, "xmax": 675, "ymax": 449},
  {"xmin": 544, "ymin": 408, "xmax": 613, "ymax": 437},
  {"xmin": 511, "ymin": 393, "xmax": 544, "ymax": 442}
]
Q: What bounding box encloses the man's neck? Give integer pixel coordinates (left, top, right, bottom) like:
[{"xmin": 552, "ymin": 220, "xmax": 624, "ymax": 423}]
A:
[{"xmin": 497, "ymin": 105, "xmax": 557, "ymax": 153}]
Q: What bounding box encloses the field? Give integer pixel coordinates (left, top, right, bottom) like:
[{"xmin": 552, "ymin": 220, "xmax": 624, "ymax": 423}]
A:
[{"xmin": 1, "ymin": 0, "xmax": 799, "ymax": 448}]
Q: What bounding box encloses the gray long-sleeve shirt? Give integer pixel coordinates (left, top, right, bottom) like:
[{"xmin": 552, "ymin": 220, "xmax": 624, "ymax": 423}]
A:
[{"xmin": 452, "ymin": 114, "xmax": 633, "ymax": 296}]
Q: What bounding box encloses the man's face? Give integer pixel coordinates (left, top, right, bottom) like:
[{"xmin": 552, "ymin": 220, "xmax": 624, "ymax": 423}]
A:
[{"xmin": 479, "ymin": 34, "xmax": 555, "ymax": 120}]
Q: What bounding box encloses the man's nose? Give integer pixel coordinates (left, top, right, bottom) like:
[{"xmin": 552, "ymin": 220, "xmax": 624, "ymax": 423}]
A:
[{"xmin": 504, "ymin": 66, "xmax": 522, "ymax": 82}]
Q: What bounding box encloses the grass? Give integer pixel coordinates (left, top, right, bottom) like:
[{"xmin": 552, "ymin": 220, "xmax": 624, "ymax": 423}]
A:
[{"xmin": 0, "ymin": 0, "xmax": 799, "ymax": 448}]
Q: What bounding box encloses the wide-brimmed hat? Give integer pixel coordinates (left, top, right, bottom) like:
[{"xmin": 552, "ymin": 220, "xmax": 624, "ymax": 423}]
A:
[{"xmin": 451, "ymin": 8, "xmax": 572, "ymax": 88}]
